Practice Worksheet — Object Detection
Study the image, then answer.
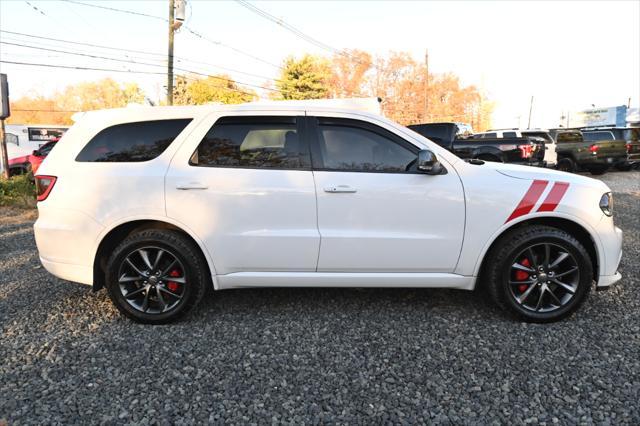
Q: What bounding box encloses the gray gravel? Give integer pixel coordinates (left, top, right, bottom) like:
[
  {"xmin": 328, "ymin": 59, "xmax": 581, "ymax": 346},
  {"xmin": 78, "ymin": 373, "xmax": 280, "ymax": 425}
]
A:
[{"xmin": 1, "ymin": 171, "xmax": 639, "ymax": 425}]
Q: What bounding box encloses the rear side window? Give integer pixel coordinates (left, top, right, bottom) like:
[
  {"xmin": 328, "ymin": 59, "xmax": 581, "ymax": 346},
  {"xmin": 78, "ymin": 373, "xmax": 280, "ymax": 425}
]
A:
[
  {"xmin": 190, "ymin": 116, "xmax": 310, "ymax": 169},
  {"xmin": 502, "ymin": 131, "xmax": 517, "ymax": 138},
  {"xmin": 76, "ymin": 119, "xmax": 192, "ymax": 162},
  {"xmin": 557, "ymin": 132, "xmax": 583, "ymax": 143},
  {"xmin": 583, "ymin": 131, "xmax": 614, "ymax": 141}
]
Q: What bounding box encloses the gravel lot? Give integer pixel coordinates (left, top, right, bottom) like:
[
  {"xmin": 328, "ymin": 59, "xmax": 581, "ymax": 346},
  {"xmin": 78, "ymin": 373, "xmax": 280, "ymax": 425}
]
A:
[{"xmin": 1, "ymin": 171, "xmax": 639, "ymax": 425}]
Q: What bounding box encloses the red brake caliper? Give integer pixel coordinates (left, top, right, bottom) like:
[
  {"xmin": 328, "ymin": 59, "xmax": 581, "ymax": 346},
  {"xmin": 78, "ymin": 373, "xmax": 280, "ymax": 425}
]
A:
[
  {"xmin": 167, "ymin": 269, "xmax": 181, "ymax": 292},
  {"xmin": 515, "ymin": 258, "xmax": 531, "ymax": 293}
]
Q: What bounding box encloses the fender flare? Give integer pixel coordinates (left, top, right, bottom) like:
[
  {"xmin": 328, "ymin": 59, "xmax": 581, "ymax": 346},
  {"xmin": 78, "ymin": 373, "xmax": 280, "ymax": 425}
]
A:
[
  {"xmin": 471, "ymin": 211, "xmax": 604, "ymax": 278},
  {"xmin": 92, "ymin": 214, "xmax": 220, "ymax": 290}
]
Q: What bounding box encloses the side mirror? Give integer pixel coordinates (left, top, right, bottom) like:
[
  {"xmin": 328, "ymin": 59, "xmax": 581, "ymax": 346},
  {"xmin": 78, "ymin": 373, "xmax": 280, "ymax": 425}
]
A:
[{"xmin": 417, "ymin": 149, "xmax": 444, "ymax": 175}]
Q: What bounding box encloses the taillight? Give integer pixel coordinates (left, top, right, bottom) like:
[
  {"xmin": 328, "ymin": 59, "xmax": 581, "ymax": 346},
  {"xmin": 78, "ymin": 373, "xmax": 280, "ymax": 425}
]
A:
[
  {"xmin": 627, "ymin": 143, "xmax": 632, "ymax": 154},
  {"xmin": 589, "ymin": 144, "xmax": 599, "ymax": 155},
  {"xmin": 518, "ymin": 144, "xmax": 534, "ymax": 159},
  {"xmin": 35, "ymin": 175, "xmax": 57, "ymax": 202}
]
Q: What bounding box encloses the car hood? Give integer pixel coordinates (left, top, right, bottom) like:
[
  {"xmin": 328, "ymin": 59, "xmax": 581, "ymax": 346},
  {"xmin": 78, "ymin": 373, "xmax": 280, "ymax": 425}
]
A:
[{"xmin": 485, "ymin": 161, "xmax": 609, "ymax": 190}]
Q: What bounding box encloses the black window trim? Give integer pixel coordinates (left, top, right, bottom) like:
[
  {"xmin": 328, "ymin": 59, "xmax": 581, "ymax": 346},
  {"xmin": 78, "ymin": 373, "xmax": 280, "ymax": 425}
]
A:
[
  {"xmin": 188, "ymin": 115, "xmax": 312, "ymax": 171},
  {"xmin": 306, "ymin": 116, "xmax": 432, "ymax": 175}
]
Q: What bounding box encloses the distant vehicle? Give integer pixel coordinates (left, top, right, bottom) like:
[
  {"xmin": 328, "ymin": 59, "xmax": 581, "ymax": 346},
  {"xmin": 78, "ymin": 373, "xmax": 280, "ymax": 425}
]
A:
[
  {"xmin": 581, "ymin": 127, "xmax": 640, "ymax": 170},
  {"xmin": 409, "ymin": 122, "xmax": 545, "ymax": 166},
  {"xmin": 3, "ymin": 124, "xmax": 68, "ymax": 159},
  {"xmin": 7, "ymin": 139, "xmax": 58, "ymax": 176},
  {"xmin": 476, "ymin": 129, "xmax": 558, "ymax": 168},
  {"xmin": 550, "ymin": 129, "xmax": 627, "ymax": 175}
]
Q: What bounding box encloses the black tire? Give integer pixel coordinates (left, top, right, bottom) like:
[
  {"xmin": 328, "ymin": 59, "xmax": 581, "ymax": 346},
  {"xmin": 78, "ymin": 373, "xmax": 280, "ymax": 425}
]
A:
[
  {"xmin": 588, "ymin": 166, "xmax": 608, "ymax": 175},
  {"xmin": 483, "ymin": 225, "xmax": 593, "ymax": 323},
  {"xmin": 105, "ymin": 229, "xmax": 208, "ymax": 324},
  {"xmin": 556, "ymin": 157, "xmax": 576, "ymax": 173},
  {"xmin": 615, "ymin": 162, "xmax": 632, "ymax": 171}
]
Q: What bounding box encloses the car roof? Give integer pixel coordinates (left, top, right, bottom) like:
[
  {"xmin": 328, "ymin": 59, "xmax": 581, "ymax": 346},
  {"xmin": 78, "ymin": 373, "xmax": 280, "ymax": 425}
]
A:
[{"xmin": 72, "ymin": 103, "xmax": 387, "ymax": 122}]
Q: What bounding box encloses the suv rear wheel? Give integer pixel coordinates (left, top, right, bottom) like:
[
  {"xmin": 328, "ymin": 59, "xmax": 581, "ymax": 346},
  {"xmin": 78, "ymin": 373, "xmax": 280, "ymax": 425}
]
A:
[
  {"xmin": 105, "ymin": 229, "xmax": 207, "ymax": 324},
  {"xmin": 556, "ymin": 157, "xmax": 576, "ymax": 173},
  {"xmin": 484, "ymin": 225, "xmax": 592, "ymax": 323}
]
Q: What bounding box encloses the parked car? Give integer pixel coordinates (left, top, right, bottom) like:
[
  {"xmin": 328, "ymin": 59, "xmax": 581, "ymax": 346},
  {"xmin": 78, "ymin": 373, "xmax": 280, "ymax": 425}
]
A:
[
  {"xmin": 581, "ymin": 127, "xmax": 640, "ymax": 170},
  {"xmin": 7, "ymin": 139, "xmax": 58, "ymax": 176},
  {"xmin": 550, "ymin": 129, "xmax": 628, "ymax": 174},
  {"xmin": 475, "ymin": 129, "xmax": 558, "ymax": 167},
  {"xmin": 34, "ymin": 105, "xmax": 622, "ymax": 324},
  {"xmin": 408, "ymin": 123, "xmax": 545, "ymax": 166}
]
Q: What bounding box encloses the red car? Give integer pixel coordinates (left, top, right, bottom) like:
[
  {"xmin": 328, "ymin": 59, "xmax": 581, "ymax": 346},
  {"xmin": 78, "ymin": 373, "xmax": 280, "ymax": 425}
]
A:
[{"xmin": 8, "ymin": 139, "xmax": 58, "ymax": 176}]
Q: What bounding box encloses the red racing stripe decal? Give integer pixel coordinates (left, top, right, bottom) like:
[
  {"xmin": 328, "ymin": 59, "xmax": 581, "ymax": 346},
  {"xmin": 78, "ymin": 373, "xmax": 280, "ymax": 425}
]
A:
[
  {"xmin": 537, "ymin": 182, "xmax": 570, "ymax": 212},
  {"xmin": 505, "ymin": 180, "xmax": 548, "ymax": 223}
]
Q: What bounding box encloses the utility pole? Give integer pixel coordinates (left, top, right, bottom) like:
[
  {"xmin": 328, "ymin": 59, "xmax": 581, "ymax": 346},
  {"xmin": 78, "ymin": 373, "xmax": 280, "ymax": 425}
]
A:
[
  {"xmin": 167, "ymin": 0, "xmax": 175, "ymax": 106},
  {"xmin": 0, "ymin": 74, "xmax": 10, "ymax": 179},
  {"xmin": 527, "ymin": 96, "xmax": 534, "ymax": 129},
  {"xmin": 167, "ymin": 0, "xmax": 186, "ymax": 106},
  {"xmin": 424, "ymin": 49, "xmax": 429, "ymax": 121}
]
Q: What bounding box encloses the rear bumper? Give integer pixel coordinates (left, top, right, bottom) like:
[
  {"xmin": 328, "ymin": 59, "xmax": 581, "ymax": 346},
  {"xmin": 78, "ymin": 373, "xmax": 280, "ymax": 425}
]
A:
[
  {"xmin": 40, "ymin": 256, "xmax": 93, "ymax": 285},
  {"xmin": 34, "ymin": 206, "xmax": 103, "ymax": 285}
]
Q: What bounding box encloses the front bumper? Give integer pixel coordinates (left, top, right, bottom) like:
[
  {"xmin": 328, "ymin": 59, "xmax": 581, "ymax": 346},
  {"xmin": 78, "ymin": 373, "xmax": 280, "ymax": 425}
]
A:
[{"xmin": 596, "ymin": 225, "xmax": 623, "ymax": 290}]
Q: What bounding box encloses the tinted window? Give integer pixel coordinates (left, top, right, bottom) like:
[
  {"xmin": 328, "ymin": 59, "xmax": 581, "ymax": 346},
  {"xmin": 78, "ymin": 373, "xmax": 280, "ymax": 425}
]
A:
[
  {"xmin": 191, "ymin": 116, "xmax": 309, "ymax": 169},
  {"xmin": 76, "ymin": 119, "xmax": 191, "ymax": 162},
  {"xmin": 38, "ymin": 142, "xmax": 56, "ymax": 156},
  {"xmin": 623, "ymin": 128, "xmax": 639, "ymax": 142},
  {"xmin": 317, "ymin": 120, "xmax": 416, "ymax": 172},
  {"xmin": 481, "ymin": 132, "xmax": 497, "ymax": 138},
  {"xmin": 503, "ymin": 131, "xmax": 517, "ymax": 138},
  {"xmin": 557, "ymin": 132, "xmax": 583, "ymax": 143},
  {"xmin": 522, "ymin": 131, "xmax": 553, "ymax": 143},
  {"xmin": 583, "ymin": 131, "xmax": 614, "ymax": 141}
]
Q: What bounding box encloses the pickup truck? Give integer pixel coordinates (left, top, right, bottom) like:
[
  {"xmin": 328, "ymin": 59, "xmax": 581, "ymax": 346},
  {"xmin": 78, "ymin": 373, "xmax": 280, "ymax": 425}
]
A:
[
  {"xmin": 550, "ymin": 129, "xmax": 628, "ymax": 175},
  {"xmin": 581, "ymin": 127, "xmax": 640, "ymax": 171},
  {"xmin": 408, "ymin": 122, "xmax": 545, "ymax": 166},
  {"xmin": 475, "ymin": 128, "xmax": 558, "ymax": 167}
]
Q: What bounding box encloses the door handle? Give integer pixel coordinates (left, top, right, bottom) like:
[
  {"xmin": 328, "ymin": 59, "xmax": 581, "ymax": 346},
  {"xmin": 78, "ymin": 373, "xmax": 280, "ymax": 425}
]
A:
[
  {"xmin": 176, "ymin": 182, "xmax": 208, "ymax": 190},
  {"xmin": 324, "ymin": 185, "xmax": 357, "ymax": 193}
]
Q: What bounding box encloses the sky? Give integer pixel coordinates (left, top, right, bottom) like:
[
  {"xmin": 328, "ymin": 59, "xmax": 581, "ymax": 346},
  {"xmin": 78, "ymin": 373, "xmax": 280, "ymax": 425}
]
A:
[{"xmin": 0, "ymin": 0, "xmax": 638, "ymax": 129}]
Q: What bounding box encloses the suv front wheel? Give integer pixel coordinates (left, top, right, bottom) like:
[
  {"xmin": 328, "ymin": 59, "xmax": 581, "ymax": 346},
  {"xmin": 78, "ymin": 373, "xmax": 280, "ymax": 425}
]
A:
[
  {"xmin": 484, "ymin": 225, "xmax": 593, "ymax": 323},
  {"xmin": 105, "ymin": 229, "xmax": 207, "ymax": 324}
]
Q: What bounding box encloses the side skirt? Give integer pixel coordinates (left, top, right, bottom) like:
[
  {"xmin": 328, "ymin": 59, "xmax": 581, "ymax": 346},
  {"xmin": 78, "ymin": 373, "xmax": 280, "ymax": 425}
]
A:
[{"xmin": 216, "ymin": 272, "xmax": 476, "ymax": 291}]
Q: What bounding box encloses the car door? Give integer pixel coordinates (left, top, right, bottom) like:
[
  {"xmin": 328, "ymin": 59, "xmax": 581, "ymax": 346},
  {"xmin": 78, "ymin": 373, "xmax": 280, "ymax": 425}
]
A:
[
  {"xmin": 165, "ymin": 113, "xmax": 320, "ymax": 275},
  {"xmin": 308, "ymin": 114, "xmax": 465, "ymax": 273}
]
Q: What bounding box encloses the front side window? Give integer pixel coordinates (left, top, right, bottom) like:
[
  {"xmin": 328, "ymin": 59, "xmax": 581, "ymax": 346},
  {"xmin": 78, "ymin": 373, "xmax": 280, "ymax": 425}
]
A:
[
  {"xmin": 191, "ymin": 116, "xmax": 309, "ymax": 169},
  {"xmin": 316, "ymin": 119, "xmax": 416, "ymax": 172},
  {"xmin": 76, "ymin": 119, "xmax": 192, "ymax": 162}
]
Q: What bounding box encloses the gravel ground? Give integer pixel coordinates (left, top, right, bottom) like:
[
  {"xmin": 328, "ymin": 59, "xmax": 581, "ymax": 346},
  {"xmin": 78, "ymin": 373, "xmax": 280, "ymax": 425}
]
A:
[{"xmin": 1, "ymin": 171, "xmax": 639, "ymax": 425}]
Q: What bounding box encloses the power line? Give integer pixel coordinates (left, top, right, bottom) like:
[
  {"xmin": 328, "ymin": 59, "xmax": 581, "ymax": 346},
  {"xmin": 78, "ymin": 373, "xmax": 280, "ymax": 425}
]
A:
[
  {"xmin": 0, "ymin": 41, "xmax": 282, "ymax": 95},
  {"xmin": 13, "ymin": 109, "xmax": 80, "ymax": 113},
  {"xmin": 0, "ymin": 59, "xmax": 168, "ymax": 75},
  {"xmin": 61, "ymin": 0, "xmax": 166, "ymax": 21},
  {"xmin": 0, "ymin": 30, "xmax": 281, "ymax": 83},
  {"xmin": 58, "ymin": 0, "xmax": 283, "ymax": 70},
  {"xmin": 0, "ymin": 60, "xmax": 260, "ymax": 98}
]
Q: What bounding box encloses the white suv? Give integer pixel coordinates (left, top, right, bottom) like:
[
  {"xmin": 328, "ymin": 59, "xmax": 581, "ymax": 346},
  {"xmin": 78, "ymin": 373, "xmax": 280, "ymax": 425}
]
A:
[{"xmin": 34, "ymin": 105, "xmax": 623, "ymax": 323}]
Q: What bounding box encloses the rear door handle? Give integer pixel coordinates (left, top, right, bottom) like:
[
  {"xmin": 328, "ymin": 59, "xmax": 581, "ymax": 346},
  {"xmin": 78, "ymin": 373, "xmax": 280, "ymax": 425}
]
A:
[
  {"xmin": 324, "ymin": 185, "xmax": 357, "ymax": 193},
  {"xmin": 176, "ymin": 182, "xmax": 208, "ymax": 190}
]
